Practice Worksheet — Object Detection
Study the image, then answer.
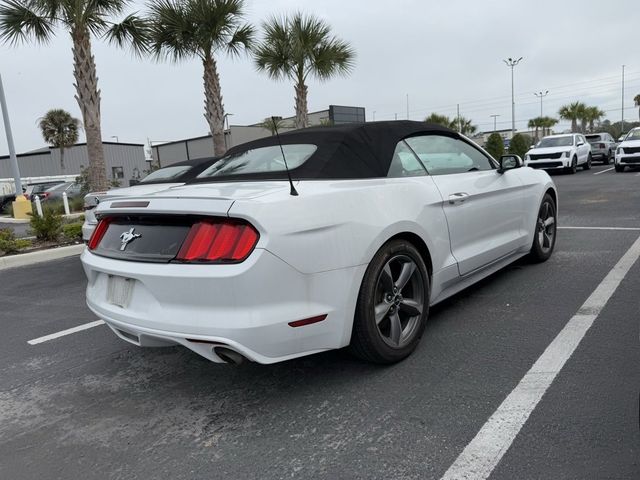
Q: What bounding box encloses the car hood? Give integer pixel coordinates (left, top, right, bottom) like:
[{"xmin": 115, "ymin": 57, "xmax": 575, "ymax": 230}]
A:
[
  {"xmin": 526, "ymin": 146, "xmax": 573, "ymax": 156},
  {"xmin": 620, "ymin": 139, "xmax": 640, "ymax": 149}
]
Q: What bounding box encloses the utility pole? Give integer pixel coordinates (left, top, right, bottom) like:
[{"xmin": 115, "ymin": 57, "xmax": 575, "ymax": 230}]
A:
[
  {"xmin": 503, "ymin": 57, "xmax": 523, "ymax": 135},
  {"xmin": 490, "ymin": 114, "xmax": 500, "ymax": 132},
  {"xmin": 621, "ymin": 65, "xmax": 625, "ymax": 133},
  {"xmin": 406, "ymin": 94, "xmax": 409, "ymax": 120},
  {"xmin": 372, "ymin": 111, "xmax": 376, "ymax": 122},
  {"xmin": 456, "ymin": 104, "xmax": 461, "ymax": 132},
  {"xmin": 0, "ymin": 73, "xmax": 22, "ymax": 196},
  {"xmin": 534, "ymin": 90, "xmax": 549, "ymax": 117}
]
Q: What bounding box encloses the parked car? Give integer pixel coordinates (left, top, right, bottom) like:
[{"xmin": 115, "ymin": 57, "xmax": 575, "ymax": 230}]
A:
[
  {"xmin": 524, "ymin": 133, "xmax": 592, "ymax": 173},
  {"xmin": 24, "ymin": 181, "xmax": 65, "ymax": 200},
  {"xmin": 82, "ymin": 157, "xmax": 218, "ymax": 241},
  {"xmin": 585, "ymin": 133, "xmax": 616, "ymax": 164},
  {"xmin": 41, "ymin": 181, "xmax": 83, "ymax": 201},
  {"xmin": 81, "ymin": 121, "xmax": 558, "ymax": 365},
  {"xmin": 614, "ymin": 127, "xmax": 640, "ymax": 172}
]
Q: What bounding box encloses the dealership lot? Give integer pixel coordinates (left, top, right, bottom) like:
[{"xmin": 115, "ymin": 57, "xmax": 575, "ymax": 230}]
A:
[{"xmin": 1, "ymin": 165, "xmax": 639, "ymax": 480}]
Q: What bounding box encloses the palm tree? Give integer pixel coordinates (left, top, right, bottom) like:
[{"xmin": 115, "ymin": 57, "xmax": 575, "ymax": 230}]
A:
[
  {"xmin": 558, "ymin": 102, "xmax": 587, "ymax": 133},
  {"xmin": 634, "ymin": 94, "xmax": 640, "ymax": 121},
  {"xmin": 584, "ymin": 106, "xmax": 605, "ymax": 133},
  {"xmin": 455, "ymin": 116, "xmax": 477, "ymax": 136},
  {"xmin": 38, "ymin": 109, "xmax": 80, "ymax": 172},
  {"xmin": 258, "ymin": 116, "xmax": 289, "ymax": 135},
  {"xmin": 0, "ymin": 0, "xmax": 147, "ymax": 190},
  {"xmin": 146, "ymin": 0, "xmax": 254, "ymax": 156},
  {"xmin": 254, "ymin": 13, "xmax": 355, "ymax": 129},
  {"xmin": 540, "ymin": 116, "xmax": 558, "ymax": 137},
  {"xmin": 424, "ymin": 113, "xmax": 456, "ymax": 129},
  {"xmin": 528, "ymin": 117, "xmax": 544, "ymax": 141}
]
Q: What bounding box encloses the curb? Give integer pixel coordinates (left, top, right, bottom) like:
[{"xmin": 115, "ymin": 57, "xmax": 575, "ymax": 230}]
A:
[
  {"xmin": 0, "ymin": 217, "xmax": 29, "ymax": 224},
  {"xmin": 0, "ymin": 244, "xmax": 85, "ymax": 271}
]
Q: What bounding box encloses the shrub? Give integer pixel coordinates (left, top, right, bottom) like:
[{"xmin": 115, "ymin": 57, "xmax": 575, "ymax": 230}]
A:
[
  {"xmin": 63, "ymin": 222, "xmax": 83, "ymax": 240},
  {"xmin": 485, "ymin": 133, "xmax": 504, "ymax": 159},
  {"xmin": 29, "ymin": 209, "xmax": 63, "ymax": 241},
  {"xmin": 508, "ymin": 133, "xmax": 530, "ymax": 159},
  {"xmin": 0, "ymin": 228, "xmax": 31, "ymax": 254}
]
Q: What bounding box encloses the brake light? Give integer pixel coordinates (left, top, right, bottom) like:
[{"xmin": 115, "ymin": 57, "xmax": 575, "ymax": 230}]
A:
[
  {"xmin": 599, "ymin": 143, "xmax": 605, "ymax": 148},
  {"xmin": 176, "ymin": 219, "xmax": 259, "ymax": 263},
  {"xmin": 88, "ymin": 217, "xmax": 112, "ymax": 250}
]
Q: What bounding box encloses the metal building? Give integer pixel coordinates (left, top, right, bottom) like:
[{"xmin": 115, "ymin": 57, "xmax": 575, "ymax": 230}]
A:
[
  {"xmin": 0, "ymin": 141, "xmax": 148, "ymax": 186},
  {"xmin": 152, "ymin": 105, "xmax": 367, "ymax": 166}
]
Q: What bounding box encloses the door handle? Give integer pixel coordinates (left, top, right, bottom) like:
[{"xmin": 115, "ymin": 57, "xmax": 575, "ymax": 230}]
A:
[{"xmin": 448, "ymin": 192, "xmax": 469, "ymax": 205}]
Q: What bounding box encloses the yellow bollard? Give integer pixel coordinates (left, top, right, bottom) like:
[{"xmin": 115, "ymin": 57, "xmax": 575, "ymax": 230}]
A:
[{"xmin": 11, "ymin": 194, "xmax": 32, "ymax": 219}]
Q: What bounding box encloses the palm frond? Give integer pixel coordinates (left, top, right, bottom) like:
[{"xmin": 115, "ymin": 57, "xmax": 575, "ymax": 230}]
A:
[
  {"xmin": 146, "ymin": 0, "xmax": 195, "ymax": 62},
  {"xmin": 309, "ymin": 37, "xmax": 355, "ymax": 81},
  {"xmin": 0, "ymin": 0, "xmax": 54, "ymax": 45},
  {"xmin": 253, "ymin": 15, "xmax": 292, "ymax": 80},
  {"xmin": 225, "ymin": 22, "xmax": 253, "ymax": 57},
  {"xmin": 104, "ymin": 13, "xmax": 150, "ymax": 57}
]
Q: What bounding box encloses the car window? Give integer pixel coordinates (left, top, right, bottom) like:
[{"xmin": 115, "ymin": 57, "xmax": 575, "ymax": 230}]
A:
[
  {"xmin": 405, "ymin": 135, "xmax": 494, "ymax": 176},
  {"xmin": 625, "ymin": 129, "xmax": 640, "ymax": 141},
  {"xmin": 537, "ymin": 136, "xmax": 574, "ymax": 147},
  {"xmin": 387, "ymin": 141, "xmax": 428, "ymax": 177}
]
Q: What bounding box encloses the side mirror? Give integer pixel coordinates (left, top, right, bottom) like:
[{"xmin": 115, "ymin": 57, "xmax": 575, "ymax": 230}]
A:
[
  {"xmin": 577, "ymin": 141, "xmax": 584, "ymax": 146},
  {"xmin": 498, "ymin": 154, "xmax": 522, "ymax": 173}
]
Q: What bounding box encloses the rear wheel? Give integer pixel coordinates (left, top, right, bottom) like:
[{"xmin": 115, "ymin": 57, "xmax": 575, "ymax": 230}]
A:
[
  {"xmin": 350, "ymin": 240, "xmax": 429, "ymax": 364},
  {"xmin": 615, "ymin": 164, "xmax": 625, "ymax": 172},
  {"xmin": 567, "ymin": 156, "xmax": 577, "ymax": 174},
  {"xmin": 529, "ymin": 193, "xmax": 557, "ymax": 263},
  {"xmin": 604, "ymin": 150, "xmax": 612, "ymax": 164},
  {"xmin": 583, "ymin": 154, "xmax": 592, "ymax": 170}
]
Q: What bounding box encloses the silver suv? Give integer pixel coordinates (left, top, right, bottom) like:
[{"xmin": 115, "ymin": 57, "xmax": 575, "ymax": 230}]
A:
[{"xmin": 585, "ymin": 133, "xmax": 616, "ymax": 164}]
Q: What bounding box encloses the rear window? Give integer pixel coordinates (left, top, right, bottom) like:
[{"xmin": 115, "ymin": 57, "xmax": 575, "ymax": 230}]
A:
[
  {"xmin": 198, "ymin": 145, "xmax": 317, "ymax": 179},
  {"xmin": 585, "ymin": 135, "xmax": 602, "ymax": 143},
  {"xmin": 140, "ymin": 165, "xmax": 192, "ymax": 183}
]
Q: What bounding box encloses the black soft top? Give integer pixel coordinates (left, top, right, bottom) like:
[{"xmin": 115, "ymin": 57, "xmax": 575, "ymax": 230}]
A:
[
  {"xmin": 143, "ymin": 156, "xmax": 218, "ymax": 184},
  {"xmin": 194, "ymin": 121, "xmax": 461, "ymax": 182}
]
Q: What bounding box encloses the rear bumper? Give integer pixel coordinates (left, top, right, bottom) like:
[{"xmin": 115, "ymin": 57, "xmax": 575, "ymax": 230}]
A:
[{"xmin": 81, "ymin": 249, "xmax": 366, "ymax": 364}]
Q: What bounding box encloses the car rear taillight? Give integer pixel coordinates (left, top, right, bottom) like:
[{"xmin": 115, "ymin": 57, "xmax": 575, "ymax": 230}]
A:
[
  {"xmin": 88, "ymin": 217, "xmax": 112, "ymax": 250},
  {"xmin": 599, "ymin": 143, "xmax": 605, "ymax": 148},
  {"xmin": 175, "ymin": 219, "xmax": 259, "ymax": 263}
]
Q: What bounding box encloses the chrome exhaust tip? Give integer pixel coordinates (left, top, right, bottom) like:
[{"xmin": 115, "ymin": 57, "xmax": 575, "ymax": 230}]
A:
[{"xmin": 213, "ymin": 346, "xmax": 246, "ymax": 365}]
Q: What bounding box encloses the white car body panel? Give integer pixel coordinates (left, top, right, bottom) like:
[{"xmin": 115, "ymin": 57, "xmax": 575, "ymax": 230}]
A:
[
  {"xmin": 81, "ymin": 163, "xmax": 556, "ymax": 364},
  {"xmin": 615, "ymin": 136, "xmax": 640, "ymax": 167}
]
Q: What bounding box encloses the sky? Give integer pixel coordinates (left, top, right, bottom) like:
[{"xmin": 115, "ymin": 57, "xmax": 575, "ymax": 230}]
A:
[{"xmin": 1, "ymin": 0, "xmax": 639, "ymax": 155}]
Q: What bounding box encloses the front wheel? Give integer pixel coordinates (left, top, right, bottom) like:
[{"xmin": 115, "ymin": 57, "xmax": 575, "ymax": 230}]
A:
[
  {"xmin": 350, "ymin": 240, "xmax": 429, "ymax": 364},
  {"xmin": 529, "ymin": 193, "xmax": 557, "ymax": 263},
  {"xmin": 567, "ymin": 157, "xmax": 577, "ymax": 174},
  {"xmin": 583, "ymin": 154, "xmax": 592, "ymax": 170}
]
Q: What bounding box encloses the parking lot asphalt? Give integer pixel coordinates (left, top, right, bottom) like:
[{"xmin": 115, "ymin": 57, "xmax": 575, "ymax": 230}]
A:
[{"xmin": 1, "ymin": 164, "xmax": 639, "ymax": 480}]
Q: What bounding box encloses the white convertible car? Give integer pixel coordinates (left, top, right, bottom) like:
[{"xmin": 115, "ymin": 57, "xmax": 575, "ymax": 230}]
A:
[{"xmin": 81, "ymin": 122, "xmax": 557, "ymax": 365}]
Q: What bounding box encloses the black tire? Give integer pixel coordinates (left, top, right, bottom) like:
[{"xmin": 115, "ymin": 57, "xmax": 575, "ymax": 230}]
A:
[
  {"xmin": 615, "ymin": 165, "xmax": 625, "ymax": 172},
  {"xmin": 529, "ymin": 193, "xmax": 557, "ymax": 263},
  {"xmin": 567, "ymin": 156, "xmax": 577, "ymax": 174},
  {"xmin": 604, "ymin": 151, "xmax": 611, "ymax": 165},
  {"xmin": 583, "ymin": 154, "xmax": 592, "ymax": 170},
  {"xmin": 350, "ymin": 239, "xmax": 430, "ymax": 364}
]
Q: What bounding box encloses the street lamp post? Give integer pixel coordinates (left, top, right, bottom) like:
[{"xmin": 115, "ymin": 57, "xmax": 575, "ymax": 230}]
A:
[
  {"xmin": 621, "ymin": 65, "xmax": 625, "ymax": 133},
  {"xmin": 490, "ymin": 114, "xmax": 500, "ymax": 132},
  {"xmin": 110, "ymin": 135, "xmax": 119, "ymax": 142},
  {"xmin": 0, "ymin": 73, "xmax": 22, "ymax": 196},
  {"xmin": 223, "ymin": 113, "xmax": 233, "ymax": 150},
  {"xmin": 534, "ymin": 90, "xmax": 549, "ymax": 117},
  {"xmin": 503, "ymin": 57, "xmax": 523, "ymax": 135}
]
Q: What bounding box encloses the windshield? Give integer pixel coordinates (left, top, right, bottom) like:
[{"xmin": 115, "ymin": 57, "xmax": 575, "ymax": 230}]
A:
[
  {"xmin": 585, "ymin": 135, "xmax": 602, "ymax": 143},
  {"xmin": 139, "ymin": 165, "xmax": 192, "ymax": 183},
  {"xmin": 198, "ymin": 145, "xmax": 317, "ymax": 179},
  {"xmin": 537, "ymin": 136, "xmax": 574, "ymax": 148},
  {"xmin": 624, "ymin": 129, "xmax": 640, "ymax": 141}
]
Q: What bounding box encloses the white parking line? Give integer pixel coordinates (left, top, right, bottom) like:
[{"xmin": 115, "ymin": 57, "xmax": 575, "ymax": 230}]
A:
[
  {"xmin": 440, "ymin": 234, "xmax": 640, "ymax": 480},
  {"xmin": 593, "ymin": 167, "xmax": 614, "ymax": 175},
  {"xmin": 27, "ymin": 320, "xmax": 105, "ymax": 345},
  {"xmin": 559, "ymin": 226, "xmax": 640, "ymax": 231}
]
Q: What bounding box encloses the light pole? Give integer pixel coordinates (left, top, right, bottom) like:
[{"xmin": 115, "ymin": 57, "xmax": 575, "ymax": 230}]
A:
[
  {"xmin": 0, "ymin": 73, "xmax": 22, "ymax": 197},
  {"xmin": 490, "ymin": 114, "xmax": 500, "ymax": 132},
  {"xmin": 534, "ymin": 90, "xmax": 549, "ymax": 117},
  {"xmin": 621, "ymin": 65, "xmax": 625, "ymax": 133},
  {"xmin": 503, "ymin": 57, "xmax": 523, "ymax": 135},
  {"xmin": 223, "ymin": 113, "xmax": 234, "ymax": 150},
  {"xmin": 110, "ymin": 135, "xmax": 119, "ymax": 142},
  {"xmin": 372, "ymin": 111, "xmax": 376, "ymax": 122}
]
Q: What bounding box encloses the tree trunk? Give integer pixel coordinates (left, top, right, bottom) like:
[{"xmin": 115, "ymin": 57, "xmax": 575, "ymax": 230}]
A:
[
  {"xmin": 60, "ymin": 147, "xmax": 65, "ymax": 173},
  {"xmin": 202, "ymin": 55, "xmax": 226, "ymax": 156},
  {"xmin": 571, "ymin": 119, "xmax": 577, "ymax": 133},
  {"xmin": 294, "ymin": 81, "xmax": 309, "ymax": 129},
  {"xmin": 71, "ymin": 27, "xmax": 107, "ymax": 191}
]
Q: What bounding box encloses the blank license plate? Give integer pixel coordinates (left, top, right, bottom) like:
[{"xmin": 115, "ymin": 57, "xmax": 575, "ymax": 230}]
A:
[{"xmin": 107, "ymin": 275, "xmax": 134, "ymax": 308}]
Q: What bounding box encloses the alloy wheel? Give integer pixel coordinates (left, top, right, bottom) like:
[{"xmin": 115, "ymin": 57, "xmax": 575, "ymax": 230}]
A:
[
  {"xmin": 373, "ymin": 255, "xmax": 425, "ymax": 348},
  {"xmin": 537, "ymin": 200, "xmax": 556, "ymax": 254}
]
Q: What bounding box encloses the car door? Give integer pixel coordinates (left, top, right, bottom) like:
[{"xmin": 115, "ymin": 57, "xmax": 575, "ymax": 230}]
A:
[
  {"xmin": 577, "ymin": 135, "xmax": 589, "ymax": 163},
  {"xmin": 405, "ymin": 135, "xmax": 528, "ymax": 276}
]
